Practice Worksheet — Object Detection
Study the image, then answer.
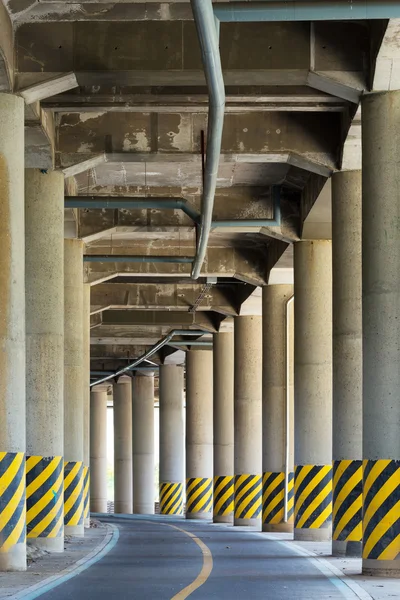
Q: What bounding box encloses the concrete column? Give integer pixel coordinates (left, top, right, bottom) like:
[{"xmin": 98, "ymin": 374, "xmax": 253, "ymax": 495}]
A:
[
  {"xmin": 262, "ymin": 285, "xmax": 294, "ymax": 534},
  {"xmin": 82, "ymin": 284, "xmax": 91, "ymax": 527},
  {"xmin": 0, "ymin": 94, "xmax": 26, "ymax": 571},
  {"xmin": 64, "ymin": 239, "xmax": 84, "ymax": 536},
  {"xmin": 113, "ymin": 376, "xmax": 133, "ymax": 514},
  {"xmin": 294, "ymin": 240, "xmax": 332, "ymax": 542},
  {"xmin": 234, "ymin": 316, "xmax": 262, "ymax": 528},
  {"xmin": 159, "ymin": 365, "xmax": 184, "ymax": 516},
  {"xmin": 362, "ymin": 91, "xmax": 400, "ymax": 577},
  {"xmin": 25, "ymin": 170, "xmax": 64, "ymax": 553},
  {"xmin": 90, "ymin": 385, "xmax": 108, "ymax": 514},
  {"xmin": 332, "ymin": 171, "xmax": 362, "ymax": 558},
  {"xmin": 213, "ymin": 333, "xmax": 234, "ymax": 524},
  {"xmin": 186, "ymin": 350, "xmax": 213, "ymax": 520},
  {"xmin": 132, "ymin": 374, "xmax": 155, "ymax": 514}
]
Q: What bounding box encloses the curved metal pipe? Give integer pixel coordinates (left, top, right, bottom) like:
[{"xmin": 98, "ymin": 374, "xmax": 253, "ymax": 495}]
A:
[
  {"xmin": 90, "ymin": 329, "xmax": 206, "ymax": 387},
  {"xmin": 191, "ymin": 0, "xmax": 226, "ymax": 279}
]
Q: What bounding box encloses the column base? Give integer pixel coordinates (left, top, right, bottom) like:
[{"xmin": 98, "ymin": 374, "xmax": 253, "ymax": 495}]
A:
[
  {"xmin": 294, "ymin": 527, "xmax": 331, "ymax": 542},
  {"xmin": 362, "ymin": 559, "xmax": 400, "ymax": 578},
  {"xmin": 186, "ymin": 512, "xmax": 211, "ymax": 521},
  {"xmin": 64, "ymin": 524, "xmax": 84, "ymax": 537},
  {"xmin": 133, "ymin": 505, "xmax": 155, "ymax": 515},
  {"xmin": 84, "ymin": 517, "xmax": 91, "ymax": 528},
  {"xmin": 28, "ymin": 537, "xmax": 64, "ymax": 553},
  {"xmin": 213, "ymin": 515, "xmax": 233, "ymax": 525},
  {"xmin": 333, "ymin": 540, "xmax": 361, "ymax": 557},
  {"xmin": 114, "ymin": 503, "xmax": 133, "ymax": 514},
  {"xmin": 234, "ymin": 517, "xmax": 261, "ymax": 529},
  {"xmin": 263, "ymin": 522, "xmax": 293, "ymax": 533},
  {"xmin": 90, "ymin": 501, "xmax": 107, "ymax": 514},
  {"xmin": 0, "ymin": 543, "xmax": 26, "ymax": 572}
]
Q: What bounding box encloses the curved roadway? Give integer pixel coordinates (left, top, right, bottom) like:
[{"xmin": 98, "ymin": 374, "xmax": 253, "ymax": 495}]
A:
[{"xmin": 39, "ymin": 516, "xmax": 361, "ymax": 599}]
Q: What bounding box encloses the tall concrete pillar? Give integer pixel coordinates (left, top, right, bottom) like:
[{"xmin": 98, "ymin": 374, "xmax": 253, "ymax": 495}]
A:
[
  {"xmin": 362, "ymin": 91, "xmax": 400, "ymax": 576},
  {"xmin": 83, "ymin": 284, "xmax": 91, "ymax": 527},
  {"xmin": 64, "ymin": 239, "xmax": 84, "ymax": 536},
  {"xmin": 332, "ymin": 171, "xmax": 362, "ymax": 558},
  {"xmin": 294, "ymin": 240, "xmax": 332, "ymax": 542},
  {"xmin": 113, "ymin": 376, "xmax": 133, "ymax": 514},
  {"xmin": 159, "ymin": 365, "xmax": 184, "ymax": 516},
  {"xmin": 90, "ymin": 385, "xmax": 108, "ymax": 514},
  {"xmin": 186, "ymin": 351, "xmax": 213, "ymax": 520},
  {"xmin": 234, "ymin": 316, "xmax": 262, "ymax": 528},
  {"xmin": 25, "ymin": 170, "xmax": 64, "ymax": 553},
  {"xmin": 213, "ymin": 333, "xmax": 234, "ymax": 524},
  {"xmin": 132, "ymin": 374, "xmax": 155, "ymax": 514},
  {"xmin": 0, "ymin": 94, "xmax": 26, "ymax": 571},
  {"xmin": 262, "ymin": 285, "xmax": 294, "ymax": 533}
]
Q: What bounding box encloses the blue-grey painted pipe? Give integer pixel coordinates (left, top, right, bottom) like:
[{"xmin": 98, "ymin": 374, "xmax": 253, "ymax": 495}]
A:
[
  {"xmin": 65, "ymin": 196, "xmax": 200, "ymax": 223},
  {"xmin": 169, "ymin": 340, "xmax": 213, "ymax": 347},
  {"xmin": 213, "ymin": 1, "xmax": 400, "ymax": 22},
  {"xmin": 90, "ymin": 329, "xmax": 206, "ymax": 386},
  {"xmin": 83, "ymin": 255, "xmax": 194, "ymax": 264},
  {"xmin": 191, "ymin": 0, "xmax": 226, "ymax": 279}
]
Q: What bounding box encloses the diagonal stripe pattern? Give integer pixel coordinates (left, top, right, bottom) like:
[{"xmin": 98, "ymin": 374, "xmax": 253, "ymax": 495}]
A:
[
  {"xmin": 186, "ymin": 478, "xmax": 212, "ymax": 515},
  {"xmin": 0, "ymin": 452, "xmax": 26, "ymax": 553},
  {"xmin": 294, "ymin": 465, "xmax": 332, "ymax": 530},
  {"xmin": 234, "ymin": 474, "xmax": 262, "ymax": 520},
  {"xmin": 83, "ymin": 467, "xmax": 90, "ymax": 520},
  {"xmin": 333, "ymin": 460, "xmax": 362, "ymax": 543},
  {"xmin": 362, "ymin": 459, "xmax": 400, "ymax": 561},
  {"xmin": 159, "ymin": 482, "xmax": 184, "ymax": 515},
  {"xmin": 26, "ymin": 455, "xmax": 64, "ymax": 539},
  {"xmin": 213, "ymin": 476, "xmax": 234, "ymax": 518},
  {"xmin": 287, "ymin": 472, "xmax": 294, "ymax": 523},
  {"xmin": 64, "ymin": 461, "xmax": 84, "ymax": 527},
  {"xmin": 262, "ymin": 472, "xmax": 285, "ymax": 525}
]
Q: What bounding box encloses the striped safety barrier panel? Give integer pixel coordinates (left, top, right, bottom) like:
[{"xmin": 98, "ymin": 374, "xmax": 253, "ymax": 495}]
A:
[
  {"xmin": 64, "ymin": 461, "xmax": 84, "ymax": 528},
  {"xmin": 294, "ymin": 465, "xmax": 332, "ymax": 530},
  {"xmin": 333, "ymin": 460, "xmax": 362, "ymax": 546},
  {"xmin": 186, "ymin": 478, "xmax": 212, "ymax": 515},
  {"xmin": 159, "ymin": 482, "xmax": 184, "ymax": 515},
  {"xmin": 0, "ymin": 452, "xmax": 26, "ymax": 553},
  {"xmin": 363, "ymin": 459, "xmax": 400, "ymax": 561},
  {"xmin": 262, "ymin": 471, "xmax": 285, "ymax": 525},
  {"xmin": 287, "ymin": 472, "xmax": 294, "ymax": 522},
  {"xmin": 26, "ymin": 455, "xmax": 63, "ymax": 540},
  {"xmin": 213, "ymin": 476, "xmax": 234, "ymax": 519},
  {"xmin": 83, "ymin": 466, "xmax": 90, "ymax": 521},
  {"xmin": 234, "ymin": 474, "xmax": 262, "ymax": 521}
]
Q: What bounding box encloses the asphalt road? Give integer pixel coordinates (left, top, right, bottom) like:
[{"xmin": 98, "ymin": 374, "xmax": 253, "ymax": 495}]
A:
[{"xmin": 39, "ymin": 516, "xmax": 359, "ymax": 599}]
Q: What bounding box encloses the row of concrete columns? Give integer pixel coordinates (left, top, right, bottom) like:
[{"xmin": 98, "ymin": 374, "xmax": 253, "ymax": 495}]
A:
[{"xmin": 0, "ymin": 94, "xmax": 91, "ymax": 571}]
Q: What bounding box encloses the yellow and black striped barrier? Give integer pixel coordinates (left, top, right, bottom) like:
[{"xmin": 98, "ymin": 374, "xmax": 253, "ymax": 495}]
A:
[
  {"xmin": 159, "ymin": 482, "xmax": 184, "ymax": 515},
  {"xmin": 294, "ymin": 465, "xmax": 332, "ymax": 530},
  {"xmin": 287, "ymin": 472, "xmax": 294, "ymax": 523},
  {"xmin": 0, "ymin": 452, "xmax": 26, "ymax": 554},
  {"xmin": 26, "ymin": 456, "xmax": 63, "ymax": 540},
  {"xmin": 234, "ymin": 474, "xmax": 262, "ymax": 521},
  {"xmin": 333, "ymin": 460, "xmax": 362, "ymax": 553},
  {"xmin": 262, "ymin": 472, "xmax": 285, "ymax": 525},
  {"xmin": 362, "ymin": 459, "xmax": 400, "ymax": 561},
  {"xmin": 83, "ymin": 466, "xmax": 90, "ymax": 522},
  {"xmin": 186, "ymin": 478, "xmax": 212, "ymax": 515},
  {"xmin": 64, "ymin": 461, "xmax": 84, "ymax": 528},
  {"xmin": 213, "ymin": 476, "xmax": 234, "ymax": 519}
]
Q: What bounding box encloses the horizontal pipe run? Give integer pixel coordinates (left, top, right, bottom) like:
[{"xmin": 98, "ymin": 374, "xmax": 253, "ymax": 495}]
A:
[
  {"xmin": 213, "ymin": 1, "xmax": 400, "ymax": 21},
  {"xmin": 168, "ymin": 340, "xmax": 213, "ymax": 346},
  {"xmin": 90, "ymin": 329, "xmax": 206, "ymax": 387},
  {"xmin": 83, "ymin": 255, "xmax": 194, "ymax": 264},
  {"xmin": 65, "ymin": 196, "xmax": 200, "ymax": 223}
]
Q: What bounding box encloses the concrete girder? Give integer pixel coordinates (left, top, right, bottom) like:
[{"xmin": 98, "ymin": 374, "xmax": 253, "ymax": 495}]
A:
[
  {"xmin": 90, "ymin": 282, "xmax": 243, "ymax": 317},
  {"xmin": 25, "ymin": 101, "xmax": 55, "ymax": 168},
  {"xmin": 0, "ymin": 1, "xmax": 13, "ymax": 91},
  {"xmin": 84, "ymin": 245, "xmax": 269, "ymax": 286},
  {"xmin": 99, "ymin": 309, "xmax": 224, "ymax": 332}
]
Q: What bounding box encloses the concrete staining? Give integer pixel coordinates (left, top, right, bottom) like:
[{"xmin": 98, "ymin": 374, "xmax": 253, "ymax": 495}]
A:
[
  {"xmin": 37, "ymin": 516, "xmax": 356, "ymax": 600},
  {"xmin": 113, "ymin": 376, "xmax": 133, "ymax": 514}
]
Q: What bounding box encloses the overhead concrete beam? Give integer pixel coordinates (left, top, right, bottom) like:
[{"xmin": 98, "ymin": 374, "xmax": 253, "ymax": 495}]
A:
[
  {"xmin": 101, "ymin": 310, "xmax": 222, "ymax": 332},
  {"xmin": 372, "ymin": 19, "xmax": 400, "ymax": 91},
  {"xmin": 18, "ymin": 71, "xmax": 78, "ymax": 104},
  {"xmin": 0, "ymin": 1, "xmax": 13, "ymax": 91},
  {"xmin": 24, "ymin": 101, "xmax": 55, "ymax": 168}
]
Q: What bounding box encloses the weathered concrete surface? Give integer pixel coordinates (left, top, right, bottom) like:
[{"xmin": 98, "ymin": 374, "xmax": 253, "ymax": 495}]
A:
[
  {"xmin": 0, "ymin": 1, "xmax": 13, "ymax": 90},
  {"xmin": 90, "ymin": 385, "xmax": 108, "ymax": 514},
  {"xmin": 113, "ymin": 376, "xmax": 133, "ymax": 514},
  {"xmin": 132, "ymin": 374, "xmax": 155, "ymax": 515},
  {"xmin": 83, "ymin": 283, "xmax": 91, "ymax": 527},
  {"xmin": 0, "ymin": 93, "xmax": 26, "ymax": 571},
  {"xmin": 25, "ymin": 169, "xmax": 64, "ymax": 553}
]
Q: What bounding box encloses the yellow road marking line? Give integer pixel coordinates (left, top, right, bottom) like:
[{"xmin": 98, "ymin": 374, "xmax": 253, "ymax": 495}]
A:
[{"xmin": 162, "ymin": 523, "xmax": 213, "ymax": 600}]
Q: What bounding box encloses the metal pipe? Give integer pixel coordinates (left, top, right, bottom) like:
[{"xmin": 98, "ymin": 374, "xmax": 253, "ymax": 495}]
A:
[
  {"xmin": 65, "ymin": 196, "xmax": 199, "ymax": 223},
  {"xmin": 168, "ymin": 340, "xmax": 213, "ymax": 347},
  {"xmin": 214, "ymin": 1, "xmax": 400, "ymax": 22},
  {"xmin": 83, "ymin": 255, "xmax": 194, "ymax": 264},
  {"xmin": 90, "ymin": 329, "xmax": 205, "ymax": 387},
  {"xmin": 191, "ymin": 0, "xmax": 226, "ymax": 279},
  {"xmin": 284, "ymin": 294, "xmax": 294, "ymax": 523}
]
